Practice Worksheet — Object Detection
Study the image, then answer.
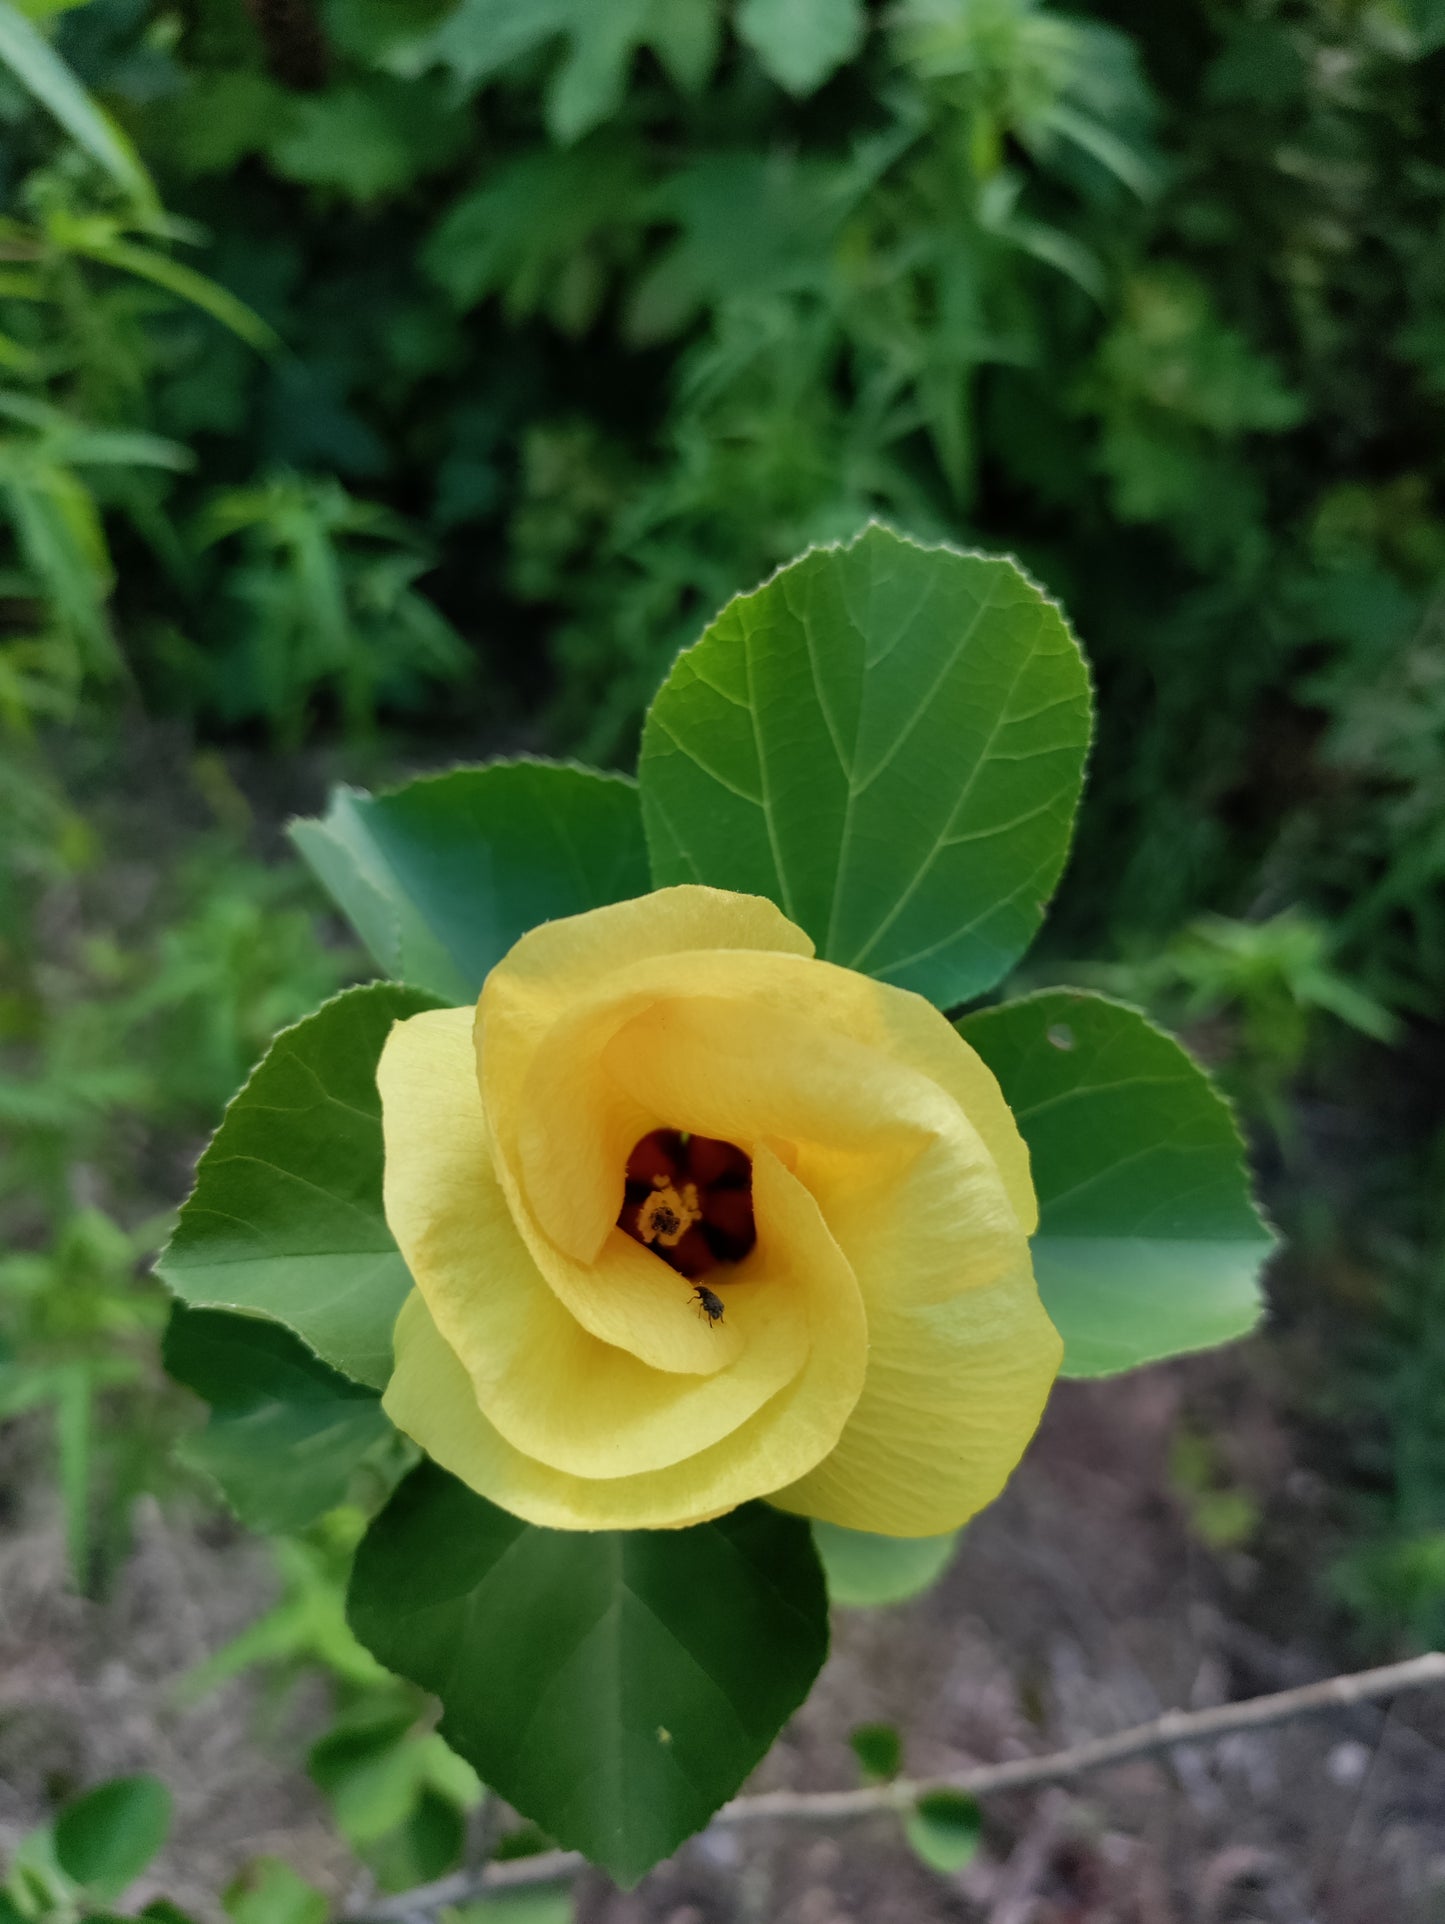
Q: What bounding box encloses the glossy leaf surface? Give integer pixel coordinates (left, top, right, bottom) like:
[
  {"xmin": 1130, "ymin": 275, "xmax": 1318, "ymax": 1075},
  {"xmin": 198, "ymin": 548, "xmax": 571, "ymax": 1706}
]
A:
[
  {"xmin": 164, "ymin": 1305, "xmax": 393, "ymax": 1531},
  {"xmin": 348, "ymin": 1463, "xmax": 828, "ymax": 1884},
  {"xmin": 960, "ymin": 990, "xmax": 1273, "ymax": 1374},
  {"xmin": 640, "ymin": 525, "xmax": 1091, "ymax": 1009},
  {"xmin": 157, "ymin": 984, "xmax": 438, "ymax": 1388},
  {"xmin": 290, "ymin": 762, "xmax": 650, "ymax": 1004}
]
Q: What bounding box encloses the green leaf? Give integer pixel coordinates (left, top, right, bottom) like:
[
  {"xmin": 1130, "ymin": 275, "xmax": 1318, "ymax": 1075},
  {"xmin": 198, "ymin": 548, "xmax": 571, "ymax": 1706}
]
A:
[
  {"xmin": 222, "ymin": 1860, "xmax": 327, "ymax": 1924},
  {"xmin": 156, "ymin": 984, "xmax": 440, "ymax": 1389},
  {"xmin": 0, "ymin": 2, "xmax": 158, "ymax": 213},
  {"xmin": 308, "ymin": 1706, "xmax": 479, "ymax": 1856},
  {"xmin": 849, "ymin": 1723, "xmax": 902, "ymax": 1781},
  {"xmin": 164, "ymin": 1305, "xmax": 393, "ymax": 1532},
  {"xmin": 397, "ymin": 0, "xmax": 713, "ymax": 141},
  {"xmin": 647, "ymin": 0, "xmax": 720, "ymax": 92},
  {"xmin": 451, "ymin": 1894, "xmax": 574, "ymax": 1924},
  {"xmin": 393, "ymin": 0, "xmax": 573, "ymax": 93},
  {"xmin": 490, "ymin": 1825, "xmax": 555, "ymax": 1862},
  {"xmin": 152, "ymin": 69, "xmax": 287, "ymax": 175},
  {"xmin": 348, "ymin": 1463, "xmax": 829, "ymax": 1885},
  {"xmin": 3, "ymin": 1827, "xmax": 67, "ymax": 1917},
  {"xmin": 736, "ymin": 0, "xmax": 865, "ymax": 94},
  {"xmin": 308, "ymin": 1714, "xmax": 414, "ymax": 1837},
  {"xmin": 365, "ymin": 1787, "xmax": 467, "ymax": 1889},
  {"xmin": 329, "ymin": 0, "xmax": 458, "ymax": 62},
  {"xmin": 53, "ymin": 1776, "xmax": 171, "ymax": 1900},
  {"xmin": 904, "ymin": 1789, "xmax": 981, "ymax": 1873},
  {"xmin": 959, "ymin": 990, "xmax": 1274, "ymax": 1375},
  {"xmin": 425, "ymin": 137, "xmax": 645, "ymax": 319},
  {"xmin": 639, "ymin": 525, "xmax": 1091, "ymax": 1009},
  {"xmin": 268, "ymin": 76, "xmax": 466, "ymax": 202},
  {"xmin": 140, "ymin": 1902, "xmax": 202, "ymax": 1924},
  {"xmin": 289, "ymin": 761, "xmax": 650, "ymax": 1004},
  {"xmin": 812, "ymin": 1522, "xmax": 958, "ymax": 1607}
]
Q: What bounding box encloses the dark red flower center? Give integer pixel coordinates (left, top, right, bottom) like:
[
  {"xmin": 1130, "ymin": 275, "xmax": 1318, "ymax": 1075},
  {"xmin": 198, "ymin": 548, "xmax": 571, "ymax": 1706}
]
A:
[{"xmin": 618, "ymin": 1128, "xmax": 756, "ymax": 1280}]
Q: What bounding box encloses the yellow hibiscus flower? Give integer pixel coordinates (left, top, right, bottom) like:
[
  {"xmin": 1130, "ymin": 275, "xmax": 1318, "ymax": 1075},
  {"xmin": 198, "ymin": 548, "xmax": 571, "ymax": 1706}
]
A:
[{"xmin": 377, "ymin": 885, "xmax": 1061, "ymax": 1535}]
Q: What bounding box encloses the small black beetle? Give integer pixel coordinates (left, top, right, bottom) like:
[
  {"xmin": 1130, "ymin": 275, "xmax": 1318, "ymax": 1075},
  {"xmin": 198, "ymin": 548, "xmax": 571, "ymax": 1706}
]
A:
[{"xmin": 691, "ymin": 1283, "xmax": 725, "ymax": 1326}]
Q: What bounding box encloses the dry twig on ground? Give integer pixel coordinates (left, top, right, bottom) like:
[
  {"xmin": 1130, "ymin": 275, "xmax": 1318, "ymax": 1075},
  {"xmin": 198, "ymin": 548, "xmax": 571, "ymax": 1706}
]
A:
[{"xmin": 344, "ymin": 1651, "xmax": 1445, "ymax": 1919}]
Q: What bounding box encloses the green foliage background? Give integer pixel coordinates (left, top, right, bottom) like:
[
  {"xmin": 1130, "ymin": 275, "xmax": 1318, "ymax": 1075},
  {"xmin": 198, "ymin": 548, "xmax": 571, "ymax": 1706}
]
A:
[
  {"xmin": 6, "ymin": 0, "xmax": 1443, "ymax": 996},
  {"xmin": 3, "ymin": 0, "xmax": 1445, "ymax": 1877}
]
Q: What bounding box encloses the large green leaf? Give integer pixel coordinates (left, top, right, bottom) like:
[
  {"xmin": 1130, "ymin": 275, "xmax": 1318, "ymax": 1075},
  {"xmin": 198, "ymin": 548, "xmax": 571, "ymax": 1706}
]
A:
[
  {"xmin": 53, "ymin": 1776, "xmax": 171, "ymax": 1900},
  {"xmin": 156, "ymin": 984, "xmax": 439, "ymax": 1389},
  {"xmin": 959, "ymin": 990, "xmax": 1274, "ymax": 1375},
  {"xmin": 290, "ymin": 761, "xmax": 650, "ymax": 1005},
  {"xmin": 639, "ymin": 525, "xmax": 1091, "ymax": 1009},
  {"xmin": 164, "ymin": 1306, "xmax": 394, "ymax": 1532},
  {"xmin": 348, "ymin": 1463, "xmax": 829, "ymax": 1885}
]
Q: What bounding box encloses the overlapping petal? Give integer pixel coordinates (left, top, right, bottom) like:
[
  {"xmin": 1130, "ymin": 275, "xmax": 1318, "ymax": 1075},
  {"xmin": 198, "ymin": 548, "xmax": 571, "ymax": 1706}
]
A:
[
  {"xmin": 384, "ymin": 1146, "xmax": 868, "ymax": 1528},
  {"xmin": 377, "ymin": 884, "xmax": 1059, "ymax": 1535},
  {"xmin": 774, "ymin": 1233, "xmax": 1060, "ymax": 1536},
  {"xmin": 475, "ymin": 888, "xmax": 815, "ymax": 1367},
  {"xmin": 378, "ymin": 1009, "xmax": 812, "ymax": 1478}
]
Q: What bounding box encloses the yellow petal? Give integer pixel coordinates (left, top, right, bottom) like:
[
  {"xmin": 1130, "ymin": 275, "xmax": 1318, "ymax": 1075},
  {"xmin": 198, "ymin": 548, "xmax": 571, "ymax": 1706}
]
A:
[
  {"xmin": 377, "ymin": 1007, "xmax": 824, "ymax": 1479},
  {"xmin": 601, "ymin": 986, "xmax": 1030, "ymax": 1313},
  {"xmin": 383, "ymin": 1147, "xmax": 867, "ymax": 1530},
  {"xmin": 382, "ymin": 1002, "xmax": 735, "ymax": 1378},
  {"xmin": 476, "ymin": 888, "xmax": 821, "ymax": 1370},
  {"xmin": 481, "ymin": 885, "xmax": 814, "ymax": 1039},
  {"xmin": 773, "ymin": 1153, "xmax": 1062, "ymax": 1535},
  {"xmin": 478, "ymin": 884, "xmax": 813, "ymax": 1254},
  {"xmin": 502, "ymin": 947, "xmax": 1036, "ymax": 1279},
  {"xmin": 378, "ymin": 890, "xmax": 1051, "ymax": 1537}
]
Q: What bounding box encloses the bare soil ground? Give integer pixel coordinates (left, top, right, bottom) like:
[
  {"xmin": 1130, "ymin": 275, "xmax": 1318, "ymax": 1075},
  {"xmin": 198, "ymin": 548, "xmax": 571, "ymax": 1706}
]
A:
[{"xmin": 4, "ymin": 1349, "xmax": 1443, "ymax": 1924}]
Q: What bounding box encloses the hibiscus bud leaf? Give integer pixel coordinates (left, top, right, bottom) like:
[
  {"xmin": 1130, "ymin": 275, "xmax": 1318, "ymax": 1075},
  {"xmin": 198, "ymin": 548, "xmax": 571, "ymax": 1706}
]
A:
[
  {"xmin": 156, "ymin": 983, "xmax": 442, "ymax": 1389},
  {"xmin": 163, "ymin": 1304, "xmax": 397, "ymax": 1534},
  {"xmin": 812, "ymin": 1521, "xmax": 959, "ymax": 1608},
  {"xmin": 638, "ymin": 522, "xmax": 1092, "ymax": 1010},
  {"xmin": 347, "ymin": 1462, "xmax": 830, "ymax": 1885},
  {"xmin": 958, "ymin": 989, "xmax": 1276, "ymax": 1375},
  {"xmin": 289, "ymin": 760, "xmax": 651, "ymax": 1003}
]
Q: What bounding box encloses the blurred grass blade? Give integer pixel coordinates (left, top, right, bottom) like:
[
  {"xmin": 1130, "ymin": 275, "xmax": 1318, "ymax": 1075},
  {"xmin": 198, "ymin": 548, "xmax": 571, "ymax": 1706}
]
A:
[
  {"xmin": 1045, "ymin": 102, "xmax": 1159, "ymax": 199},
  {"xmin": 60, "ymin": 427, "xmax": 194, "ymax": 470},
  {"xmin": 0, "ymin": 1, "xmax": 160, "ymax": 215},
  {"xmin": 66, "ymin": 235, "xmax": 279, "ymax": 351}
]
